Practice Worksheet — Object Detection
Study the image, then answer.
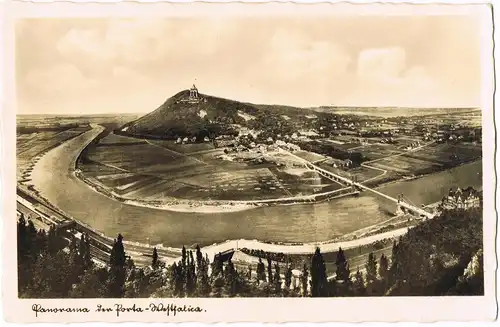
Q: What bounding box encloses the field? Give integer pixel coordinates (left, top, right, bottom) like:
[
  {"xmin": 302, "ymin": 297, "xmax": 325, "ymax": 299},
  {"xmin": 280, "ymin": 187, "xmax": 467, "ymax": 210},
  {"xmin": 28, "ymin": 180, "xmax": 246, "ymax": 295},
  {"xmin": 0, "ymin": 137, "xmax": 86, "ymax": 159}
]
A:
[
  {"xmin": 79, "ymin": 132, "xmax": 343, "ymax": 202},
  {"xmin": 293, "ymin": 150, "xmax": 327, "ymax": 163},
  {"xmin": 357, "ymin": 143, "xmax": 405, "ymax": 161},
  {"xmin": 367, "ymin": 143, "xmax": 482, "ymax": 175},
  {"xmin": 149, "ymin": 139, "xmax": 215, "ymax": 154},
  {"xmin": 315, "ymin": 139, "xmax": 482, "ymax": 187},
  {"xmin": 17, "ymin": 126, "xmax": 92, "ymax": 180}
]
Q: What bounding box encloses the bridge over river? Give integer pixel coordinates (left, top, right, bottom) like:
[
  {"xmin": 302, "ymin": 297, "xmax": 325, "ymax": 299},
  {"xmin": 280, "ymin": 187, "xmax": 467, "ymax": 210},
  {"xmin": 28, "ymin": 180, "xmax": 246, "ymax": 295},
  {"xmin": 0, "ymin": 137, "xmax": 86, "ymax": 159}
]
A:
[{"xmin": 282, "ymin": 149, "xmax": 435, "ymax": 220}]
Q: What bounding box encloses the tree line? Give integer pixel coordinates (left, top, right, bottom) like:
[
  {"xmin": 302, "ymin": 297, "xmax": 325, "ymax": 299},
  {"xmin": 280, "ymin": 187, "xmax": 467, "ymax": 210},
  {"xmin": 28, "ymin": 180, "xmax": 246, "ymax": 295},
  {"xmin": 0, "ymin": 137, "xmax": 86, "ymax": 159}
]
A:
[{"xmin": 17, "ymin": 207, "xmax": 483, "ymax": 298}]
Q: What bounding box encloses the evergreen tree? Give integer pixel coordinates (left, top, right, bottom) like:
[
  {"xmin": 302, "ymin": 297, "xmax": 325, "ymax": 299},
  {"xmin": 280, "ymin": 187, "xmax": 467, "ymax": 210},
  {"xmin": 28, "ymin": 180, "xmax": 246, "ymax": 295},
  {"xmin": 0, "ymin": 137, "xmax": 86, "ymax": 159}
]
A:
[
  {"xmin": 353, "ymin": 269, "xmax": 366, "ymax": 296},
  {"xmin": 224, "ymin": 259, "xmax": 238, "ymax": 297},
  {"xmin": 311, "ymin": 247, "xmax": 328, "ymax": 297},
  {"xmin": 256, "ymin": 258, "xmax": 266, "ymax": 282},
  {"xmin": 108, "ymin": 234, "xmax": 127, "ymax": 297},
  {"xmin": 267, "ymin": 257, "xmax": 273, "ymax": 284},
  {"xmin": 169, "ymin": 262, "xmax": 183, "ymax": 296},
  {"xmin": 181, "ymin": 246, "xmax": 187, "ymax": 267},
  {"xmin": 300, "ymin": 264, "xmax": 309, "ymax": 297},
  {"xmin": 389, "ymin": 240, "xmax": 403, "ymax": 286},
  {"xmin": 273, "ymin": 263, "xmax": 281, "ymax": 294},
  {"xmin": 82, "ymin": 233, "xmax": 93, "ymax": 269},
  {"xmin": 335, "ymin": 247, "xmax": 350, "ymax": 282},
  {"xmin": 284, "ymin": 265, "xmax": 292, "ymax": 290},
  {"xmin": 195, "ymin": 245, "xmax": 203, "ymax": 270},
  {"xmin": 47, "ymin": 225, "xmax": 59, "ymax": 255},
  {"xmin": 379, "ymin": 254, "xmax": 390, "ymax": 282},
  {"xmin": 197, "ymin": 256, "xmax": 211, "ymax": 297},
  {"xmin": 211, "ymin": 254, "xmax": 224, "ymax": 277},
  {"xmin": 185, "ymin": 251, "xmax": 196, "ymax": 296},
  {"xmin": 152, "ymin": 247, "xmax": 158, "ymax": 269},
  {"xmin": 365, "ymin": 252, "xmax": 378, "ymax": 283},
  {"xmin": 17, "ymin": 215, "xmax": 31, "ymax": 292}
]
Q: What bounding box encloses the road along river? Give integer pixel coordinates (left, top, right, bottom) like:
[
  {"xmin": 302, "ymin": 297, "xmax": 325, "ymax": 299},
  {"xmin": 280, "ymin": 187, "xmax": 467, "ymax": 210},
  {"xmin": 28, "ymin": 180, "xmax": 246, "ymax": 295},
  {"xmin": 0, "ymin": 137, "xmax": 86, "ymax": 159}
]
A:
[{"xmin": 28, "ymin": 126, "xmax": 483, "ymax": 248}]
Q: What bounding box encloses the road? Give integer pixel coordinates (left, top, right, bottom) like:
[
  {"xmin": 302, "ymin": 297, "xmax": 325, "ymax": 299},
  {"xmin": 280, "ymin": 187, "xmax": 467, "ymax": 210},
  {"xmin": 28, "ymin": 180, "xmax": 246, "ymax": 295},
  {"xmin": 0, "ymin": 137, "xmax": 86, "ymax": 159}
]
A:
[{"xmin": 162, "ymin": 227, "xmax": 410, "ymax": 266}]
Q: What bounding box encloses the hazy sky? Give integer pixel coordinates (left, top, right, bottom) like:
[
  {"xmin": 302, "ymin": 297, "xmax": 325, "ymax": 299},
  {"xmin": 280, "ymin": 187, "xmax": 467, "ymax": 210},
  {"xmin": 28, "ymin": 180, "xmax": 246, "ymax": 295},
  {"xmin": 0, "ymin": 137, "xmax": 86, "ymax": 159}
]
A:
[{"xmin": 15, "ymin": 14, "xmax": 482, "ymax": 114}]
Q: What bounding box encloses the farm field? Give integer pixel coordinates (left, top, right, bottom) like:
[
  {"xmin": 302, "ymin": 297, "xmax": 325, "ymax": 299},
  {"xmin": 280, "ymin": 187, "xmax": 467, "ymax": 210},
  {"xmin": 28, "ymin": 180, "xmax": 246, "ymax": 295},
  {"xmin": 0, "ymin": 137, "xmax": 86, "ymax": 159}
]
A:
[
  {"xmin": 366, "ymin": 143, "xmax": 482, "ymax": 176},
  {"xmin": 370, "ymin": 156, "xmax": 441, "ymax": 174},
  {"xmin": 357, "ymin": 144, "xmax": 405, "ymax": 161},
  {"xmin": 149, "ymin": 139, "xmax": 215, "ymax": 154},
  {"xmin": 79, "ymin": 133, "xmax": 341, "ymax": 202},
  {"xmin": 400, "ymin": 143, "xmax": 482, "ymax": 165}
]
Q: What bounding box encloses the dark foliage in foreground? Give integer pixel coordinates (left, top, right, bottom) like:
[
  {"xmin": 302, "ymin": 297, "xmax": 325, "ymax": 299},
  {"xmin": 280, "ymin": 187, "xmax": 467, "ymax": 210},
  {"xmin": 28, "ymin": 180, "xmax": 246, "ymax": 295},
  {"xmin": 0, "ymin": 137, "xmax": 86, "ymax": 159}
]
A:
[{"xmin": 17, "ymin": 208, "xmax": 483, "ymax": 298}]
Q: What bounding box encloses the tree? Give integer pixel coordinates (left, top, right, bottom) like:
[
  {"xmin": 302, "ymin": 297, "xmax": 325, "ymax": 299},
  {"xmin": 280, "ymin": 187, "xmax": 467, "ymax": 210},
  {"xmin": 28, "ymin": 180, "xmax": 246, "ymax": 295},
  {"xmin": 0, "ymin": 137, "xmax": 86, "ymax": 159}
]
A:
[
  {"xmin": 256, "ymin": 258, "xmax": 266, "ymax": 282},
  {"xmin": 365, "ymin": 252, "xmax": 378, "ymax": 283},
  {"xmin": 184, "ymin": 251, "xmax": 196, "ymax": 296},
  {"xmin": 181, "ymin": 246, "xmax": 187, "ymax": 267},
  {"xmin": 224, "ymin": 259, "xmax": 238, "ymax": 297},
  {"xmin": 379, "ymin": 254, "xmax": 390, "ymax": 282},
  {"xmin": 152, "ymin": 247, "xmax": 158, "ymax": 269},
  {"xmin": 195, "ymin": 245, "xmax": 203, "ymax": 270},
  {"xmin": 284, "ymin": 265, "xmax": 293, "ymax": 290},
  {"xmin": 311, "ymin": 247, "xmax": 328, "ymax": 297},
  {"xmin": 273, "ymin": 263, "xmax": 281, "ymax": 294},
  {"xmin": 108, "ymin": 234, "xmax": 127, "ymax": 297},
  {"xmin": 172, "ymin": 262, "xmax": 185, "ymax": 297},
  {"xmin": 353, "ymin": 269, "xmax": 366, "ymax": 296},
  {"xmin": 389, "ymin": 239, "xmax": 403, "ymax": 286},
  {"xmin": 82, "ymin": 233, "xmax": 93, "ymax": 269},
  {"xmin": 267, "ymin": 257, "xmax": 273, "ymax": 284},
  {"xmin": 335, "ymin": 247, "xmax": 350, "ymax": 282},
  {"xmin": 301, "ymin": 264, "xmax": 309, "ymax": 297},
  {"xmin": 199, "ymin": 256, "xmax": 211, "ymax": 297},
  {"xmin": 70, "ymin": 268, "xmax": 106, "ymax": 298},
  {"xmin": 211, "ymin": 254, "xmax": 224, "ymax": 277},
  {"xmin": 109, "ymin": 234, "xmax": 126, "ymax": 267}
]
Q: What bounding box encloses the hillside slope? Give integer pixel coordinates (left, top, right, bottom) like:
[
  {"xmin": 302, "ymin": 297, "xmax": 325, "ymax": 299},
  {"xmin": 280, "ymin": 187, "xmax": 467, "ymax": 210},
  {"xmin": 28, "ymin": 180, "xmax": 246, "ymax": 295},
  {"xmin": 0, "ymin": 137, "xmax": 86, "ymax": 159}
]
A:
[{"xmin": 121, "ymin": 90, "xmax": 263, "ymax": 139}]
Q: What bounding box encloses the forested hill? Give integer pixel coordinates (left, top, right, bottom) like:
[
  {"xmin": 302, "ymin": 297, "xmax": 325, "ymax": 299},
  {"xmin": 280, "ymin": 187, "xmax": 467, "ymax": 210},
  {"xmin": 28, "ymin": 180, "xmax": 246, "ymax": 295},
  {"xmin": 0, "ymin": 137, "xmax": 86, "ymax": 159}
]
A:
[
  {"xmin": 17, "ymin": 207, "xmax": 483, "ymax": 298},
  {"xmin": 117, "ymin": 90, "xmax": 318, "ymax": 140},
  {"xmin": 385, "ymin": 207, "xmax": 483, "ymax": 296},
  {"xmin": 121, "ymin": 90, "xmax": 257, "ymax": 138}
]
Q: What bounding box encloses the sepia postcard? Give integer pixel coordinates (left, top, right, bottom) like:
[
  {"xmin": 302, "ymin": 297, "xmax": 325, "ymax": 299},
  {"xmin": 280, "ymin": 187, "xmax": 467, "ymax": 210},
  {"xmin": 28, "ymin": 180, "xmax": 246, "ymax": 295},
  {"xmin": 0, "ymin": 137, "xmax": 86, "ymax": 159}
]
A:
[{"xmin": 1, "ymin": 0, "xmax": 497, "ymax": 323}]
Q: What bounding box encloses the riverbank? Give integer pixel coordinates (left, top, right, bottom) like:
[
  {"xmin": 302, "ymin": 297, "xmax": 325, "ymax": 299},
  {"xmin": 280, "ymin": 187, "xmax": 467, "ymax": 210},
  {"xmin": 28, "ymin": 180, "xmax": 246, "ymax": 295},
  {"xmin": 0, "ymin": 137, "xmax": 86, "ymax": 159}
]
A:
[
  {"xmin": 75, "ymin": 164, "xmax": 359, "ymax": 213},
  {"xmin": 25, "ymin": 124, "xmax": 482, "ymax": 248},
  {"xmin": 366, "ymin": 158, "xmax": 483, "ymax": 191}
]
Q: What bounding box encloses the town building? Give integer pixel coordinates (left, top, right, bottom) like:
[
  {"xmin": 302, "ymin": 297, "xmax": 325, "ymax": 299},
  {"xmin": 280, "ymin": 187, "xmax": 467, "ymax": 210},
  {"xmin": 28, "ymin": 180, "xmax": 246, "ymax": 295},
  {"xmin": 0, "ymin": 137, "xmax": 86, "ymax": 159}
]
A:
[{"xmin": 441, "ymin": 187, "xmax": 481, "ymax": 210}]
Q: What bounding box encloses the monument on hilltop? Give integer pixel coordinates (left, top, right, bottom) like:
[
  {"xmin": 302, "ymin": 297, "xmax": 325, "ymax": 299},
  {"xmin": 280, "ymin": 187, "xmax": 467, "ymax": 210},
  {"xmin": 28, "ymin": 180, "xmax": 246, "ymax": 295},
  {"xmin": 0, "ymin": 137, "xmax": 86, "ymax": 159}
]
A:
[
  {"xmin": 189, "ymin": 84, "xmax": 199, "ymax": 100},
  {"xmin": 177, "ymin": 84, "xmax": 205, "ymax": 104}
]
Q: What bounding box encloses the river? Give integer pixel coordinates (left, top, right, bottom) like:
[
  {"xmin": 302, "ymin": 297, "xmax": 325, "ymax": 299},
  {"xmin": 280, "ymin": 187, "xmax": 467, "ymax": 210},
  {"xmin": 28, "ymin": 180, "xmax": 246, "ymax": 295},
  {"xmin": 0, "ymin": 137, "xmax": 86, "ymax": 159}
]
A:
[{"xmin": 28, "ymin": 128, "xmax": 483, "ymax": 248}]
